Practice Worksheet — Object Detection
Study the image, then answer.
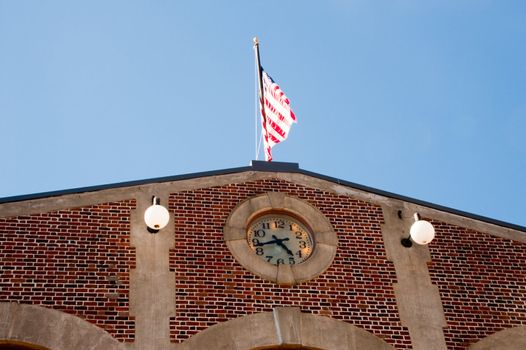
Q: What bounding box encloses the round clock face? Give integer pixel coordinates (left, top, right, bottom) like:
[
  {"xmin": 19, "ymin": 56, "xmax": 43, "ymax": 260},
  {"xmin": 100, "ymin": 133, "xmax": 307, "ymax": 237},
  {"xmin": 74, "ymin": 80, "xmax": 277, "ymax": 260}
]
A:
[{"xmin": 247, "ymin": 214, "xmax": 314, "ymax": 266}]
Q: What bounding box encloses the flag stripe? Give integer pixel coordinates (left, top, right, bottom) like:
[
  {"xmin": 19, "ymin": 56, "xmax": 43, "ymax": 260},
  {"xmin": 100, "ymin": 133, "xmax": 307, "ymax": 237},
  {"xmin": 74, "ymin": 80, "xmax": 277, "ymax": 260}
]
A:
[
  {"xmin": 264, "ymin": 73, "xmax": 297, "ymax": 121},
  {"xmin": 260, "ymin": 69, "xmax": 297, "ymax": 161},
  {"xmin": 264, "ymin": 98, "xmax": 293, "ymax": 129}
]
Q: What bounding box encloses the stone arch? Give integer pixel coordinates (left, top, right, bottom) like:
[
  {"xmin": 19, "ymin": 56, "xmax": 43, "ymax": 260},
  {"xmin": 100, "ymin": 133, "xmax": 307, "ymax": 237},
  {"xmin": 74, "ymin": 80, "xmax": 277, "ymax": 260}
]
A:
[
  {"xmin": 469, "ymin": 326, "xmax": 526, "ymax": 350},
  {"xmin": 0, "ymin": 303, "xmax": 124, "ymax": 350},
  {"xmin": 0, "ymin": 340, "xmax": 51, "ymax": 350},
  {"xmin": 179, "ymin": 307, "xmax": 394, "ymax": 350}
]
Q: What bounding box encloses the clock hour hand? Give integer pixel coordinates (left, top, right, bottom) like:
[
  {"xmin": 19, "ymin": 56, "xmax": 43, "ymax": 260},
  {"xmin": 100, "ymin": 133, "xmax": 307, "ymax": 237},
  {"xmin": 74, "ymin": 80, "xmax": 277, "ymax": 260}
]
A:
[
  {"xmin": 270, "ymin": 236, "xmax": 290, "ymax": 244},
  {"xmin": 254, "ymin": 239, "xmax": 278, "ymax": 246},
  {"xmin": 272, "ymin": 235, "xmax": 294, "ymax": 256}
]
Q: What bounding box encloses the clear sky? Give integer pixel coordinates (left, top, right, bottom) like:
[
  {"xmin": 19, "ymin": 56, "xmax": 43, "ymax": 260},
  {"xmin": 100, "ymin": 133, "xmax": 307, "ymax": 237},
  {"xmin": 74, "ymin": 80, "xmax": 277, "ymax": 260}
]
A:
[{"xmin": 1, "ymin": 1, "xmax": 525, "ymax": 227}]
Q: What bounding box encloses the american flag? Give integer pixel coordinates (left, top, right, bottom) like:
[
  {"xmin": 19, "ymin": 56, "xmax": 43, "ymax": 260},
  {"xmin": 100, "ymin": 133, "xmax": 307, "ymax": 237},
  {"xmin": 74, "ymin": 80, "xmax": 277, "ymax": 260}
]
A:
[{"xmin": 260, "ymin": 69, "xmax": 297, "ymax": 161}]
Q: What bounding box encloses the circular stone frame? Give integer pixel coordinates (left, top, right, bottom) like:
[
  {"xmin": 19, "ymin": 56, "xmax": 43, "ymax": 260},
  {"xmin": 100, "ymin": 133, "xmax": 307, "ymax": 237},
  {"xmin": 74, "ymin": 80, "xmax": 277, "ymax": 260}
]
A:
[{"xmin": 223, "ymin": 192, "xmax": 338, "ymax": 285}]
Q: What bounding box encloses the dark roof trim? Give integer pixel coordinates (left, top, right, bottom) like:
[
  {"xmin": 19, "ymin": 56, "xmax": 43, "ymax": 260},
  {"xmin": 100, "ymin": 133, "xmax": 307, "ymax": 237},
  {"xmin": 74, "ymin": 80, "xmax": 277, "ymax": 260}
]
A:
[{"xmin": 1, "ymin": 160, "xmax": 525, "ymax": 232}]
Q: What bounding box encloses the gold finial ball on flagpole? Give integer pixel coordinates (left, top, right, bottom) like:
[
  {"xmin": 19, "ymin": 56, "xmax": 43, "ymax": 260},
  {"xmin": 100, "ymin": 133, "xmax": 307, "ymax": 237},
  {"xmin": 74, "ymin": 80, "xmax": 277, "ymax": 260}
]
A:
[{"xmin": 253, "ymin": 37, "xmax": 259, "ymax": 45}]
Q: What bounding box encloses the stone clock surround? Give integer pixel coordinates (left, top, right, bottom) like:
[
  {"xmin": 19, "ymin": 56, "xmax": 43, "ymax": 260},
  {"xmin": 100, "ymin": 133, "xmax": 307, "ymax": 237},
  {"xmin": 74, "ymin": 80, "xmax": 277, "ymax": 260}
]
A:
[{"xmin": 223, "ymin": 192, "xmax": 338, "ymax": 285}]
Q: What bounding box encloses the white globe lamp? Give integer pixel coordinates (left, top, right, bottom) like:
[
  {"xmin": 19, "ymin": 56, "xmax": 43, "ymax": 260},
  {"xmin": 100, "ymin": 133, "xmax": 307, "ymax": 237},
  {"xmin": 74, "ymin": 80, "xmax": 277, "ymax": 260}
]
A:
[
  {"xmin": 410, "ymin": 219, "xmax": 435, "ymax": 245},
  {"xmin": 144, "ymin": 197, "xmax": 170, "ymax": 231}
]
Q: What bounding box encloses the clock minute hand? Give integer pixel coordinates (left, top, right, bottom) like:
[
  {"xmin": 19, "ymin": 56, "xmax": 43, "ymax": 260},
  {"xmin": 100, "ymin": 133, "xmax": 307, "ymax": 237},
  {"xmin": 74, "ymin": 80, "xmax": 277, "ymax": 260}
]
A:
[{"xmin": 272, "ymin": 235, "xmax": 294, "ymax": 256}]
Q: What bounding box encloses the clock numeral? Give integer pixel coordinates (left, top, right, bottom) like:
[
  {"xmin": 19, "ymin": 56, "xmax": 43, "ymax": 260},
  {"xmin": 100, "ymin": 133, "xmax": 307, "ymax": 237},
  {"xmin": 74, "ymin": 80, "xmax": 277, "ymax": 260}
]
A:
[
  {"xmin": 295, "ymin": 250, "xmax": 302, "ymax": 258},
  {"xmin": 288, "ymin": 257, "xmax": 296, "ymax": 265},
  {"xmin": 295, "ymin": 231, "xmax": 303, "ymax": 239},
  {"xmin": 262, "ymin": 222, "xmax": 270, "ymax": 229},
  {"xmin": 289, "ymin": 224, "xmax": 294, "ymax": 231},
  {"xmin": 256, "ymin": 247, "xmax": 264, "ymax": 255},
  {"xmin": 299, "ymin": 240, "xmax": 307, "ymax": 249},
  {"xmin": 276, "ymin": 258, "xmax": 285, "ymax": 265},
  {"xmin": 274, "ymin": 220, "xmax": 285, "ymax": 229},
  {"xmin": 253, "ymin": 229, "xmax": 266, "ymax": 237},
  {"xmin": 252, "ymin": 238, "xmax": 260, "ymax": 246},
  {"xmin": 265, "ymin": 256, "xmax": 273, "ymax": 262}
]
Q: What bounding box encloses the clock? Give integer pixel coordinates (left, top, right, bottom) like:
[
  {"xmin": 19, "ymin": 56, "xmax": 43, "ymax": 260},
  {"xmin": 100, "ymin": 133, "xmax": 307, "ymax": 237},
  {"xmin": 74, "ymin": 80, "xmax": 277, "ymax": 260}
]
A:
[
  {"xmin": 247, "ymin": 214, "xmax": 314, "ymax": 266},
  {"xmin": 223, "ymin": 192, "xmax": 337, "ymax": 285}
]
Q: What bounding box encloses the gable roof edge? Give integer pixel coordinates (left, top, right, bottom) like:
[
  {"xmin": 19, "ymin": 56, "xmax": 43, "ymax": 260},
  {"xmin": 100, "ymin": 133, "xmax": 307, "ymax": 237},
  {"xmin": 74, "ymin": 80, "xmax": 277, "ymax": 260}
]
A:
[{"xmin": 1, "ymin": 160, "xmax": 524, "ymax": 233}]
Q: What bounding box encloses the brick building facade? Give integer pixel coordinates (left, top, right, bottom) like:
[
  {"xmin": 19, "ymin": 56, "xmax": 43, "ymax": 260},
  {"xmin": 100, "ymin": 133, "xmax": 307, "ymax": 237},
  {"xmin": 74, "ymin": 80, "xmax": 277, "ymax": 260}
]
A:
[{"xmin": 1, "ymin": 161, "xmax": 525, "ymax": 350}]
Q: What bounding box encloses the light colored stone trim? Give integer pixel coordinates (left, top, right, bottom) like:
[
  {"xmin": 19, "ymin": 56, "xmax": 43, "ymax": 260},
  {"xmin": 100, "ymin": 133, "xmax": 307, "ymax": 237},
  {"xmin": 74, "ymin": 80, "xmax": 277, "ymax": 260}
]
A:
[
  {"xmin": 223, "ymin": 193, "xmax": 337, "ymax": 285},
  {"xmin": 381, "ymin": 206, "xmax": 447, "ymax": 350},
  {"xmin": 177, "ymin": 307, "xmax": 393, "ymax": 350},
  {"xmin": 0, "ymin": 302, "xmax": 124, "ymax": 350},
  {"xmin": 128, "ymin": 193, "xmax": 176, "ymax": 350},
  {"xmin": 469, "ymin": 326, "xmax": 526, "ymax": 350}
]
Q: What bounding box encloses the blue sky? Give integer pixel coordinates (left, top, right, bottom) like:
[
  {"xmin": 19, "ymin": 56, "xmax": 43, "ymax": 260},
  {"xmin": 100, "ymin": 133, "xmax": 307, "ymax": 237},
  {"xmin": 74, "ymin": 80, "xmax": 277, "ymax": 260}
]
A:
[{"xmin": 1, "ymin": 1, "xmax": 525, "ymax": 227}]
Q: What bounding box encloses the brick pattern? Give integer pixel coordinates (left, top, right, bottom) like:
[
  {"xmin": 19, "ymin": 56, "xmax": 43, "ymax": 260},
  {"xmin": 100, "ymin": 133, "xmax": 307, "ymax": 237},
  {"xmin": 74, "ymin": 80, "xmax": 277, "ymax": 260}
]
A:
[
  {"xmin": 2, "ymin": 181, "xmax": 522, "ymax": 349},
  {"xmin": 0, "ymin": 200, "xmax": 136, "ymax": 341},
  {"xmin": 168, "ymin": 179, "xmax": 410, "ymax": 348},
  {"xmin": 429, "ymin": 221, "xmax": 526, "ymax": 349}
]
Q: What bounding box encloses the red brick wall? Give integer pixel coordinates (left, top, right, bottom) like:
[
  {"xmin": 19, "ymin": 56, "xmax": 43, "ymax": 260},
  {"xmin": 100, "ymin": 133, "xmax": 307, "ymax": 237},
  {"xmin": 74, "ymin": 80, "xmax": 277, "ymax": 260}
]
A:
[
  {"xmin": 0, "ymin": 200, "xmax": 136, "ymax": 341},
  {"xmin": 2, "ymin": 180, "xmax": 523, "ymax": 349},
  {"xmin": 429, "ymin": 221, "xmax": 526, "ymax": 349},
  {"xmin": 168, "ymin": 179, "xmax": 410, "ymax": 348}
]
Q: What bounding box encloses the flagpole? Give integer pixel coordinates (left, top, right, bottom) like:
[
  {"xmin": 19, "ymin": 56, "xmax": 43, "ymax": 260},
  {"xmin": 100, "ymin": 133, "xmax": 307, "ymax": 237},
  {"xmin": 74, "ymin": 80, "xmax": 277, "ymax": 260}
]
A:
[{"xmin": 253, "ymin": 37, "xmax": 271, "ymax": 161}]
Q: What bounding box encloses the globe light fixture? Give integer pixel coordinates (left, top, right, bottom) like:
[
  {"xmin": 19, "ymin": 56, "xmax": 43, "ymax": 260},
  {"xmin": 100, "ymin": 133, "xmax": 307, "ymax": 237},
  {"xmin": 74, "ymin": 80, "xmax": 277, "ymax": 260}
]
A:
[
  {"xmin": 144, "ymin": 196, "xmax": 170, "ymax": 233},
  {"xmin": 401, "ymin": 212, "xmax": 436, "ymax": 247}
]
